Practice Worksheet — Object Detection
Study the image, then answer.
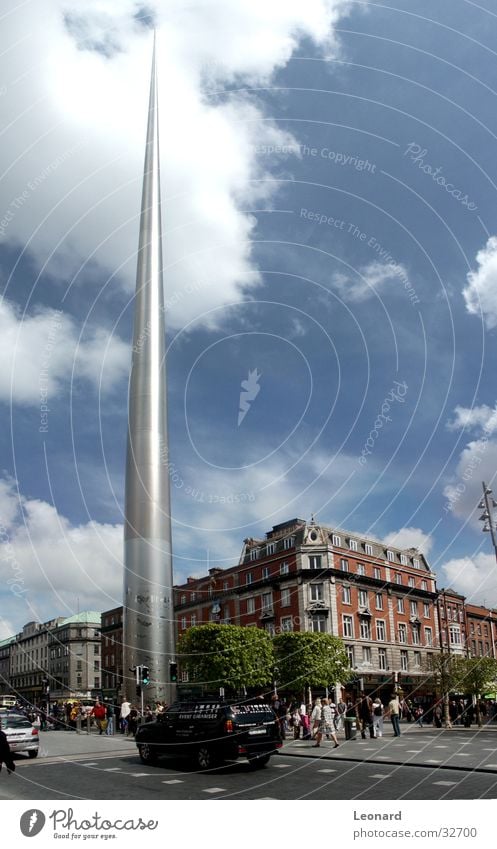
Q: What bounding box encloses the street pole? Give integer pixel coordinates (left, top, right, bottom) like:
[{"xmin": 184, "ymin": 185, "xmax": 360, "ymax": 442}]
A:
[{"xmin": 478, "ymin": 482, "xmax": 497, "ymax": 562}]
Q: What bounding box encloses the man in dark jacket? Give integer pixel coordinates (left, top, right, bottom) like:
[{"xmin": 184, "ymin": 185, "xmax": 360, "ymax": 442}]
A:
[
  {"xmin": 358, "ymin": 692, "xmax": 374, "ymax": 739},
  {"xmin": 0, "ymin": 720, "xmax": 15, "ymax": 774}
]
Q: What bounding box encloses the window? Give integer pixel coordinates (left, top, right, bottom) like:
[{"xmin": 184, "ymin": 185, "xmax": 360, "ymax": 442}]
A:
[
  {"xmin": 266, "ymin": 542, "xmax": 276, "ymax": 555},
  {"xmin": 343, "ymin": 615, "xmax": 354, "ymax": 638},
  {"xmin": 421, "ymin": 580, "xmax": 427, "ymax": 591},
  {"xmin": 247, "ymin": 597, "xmax": 255, "ymax": 614},
  {"xmin": 246, "ymin": 572, "xmax": 253, "ymax": 585},
  {"xmin": 264, "ymin": 623, "xmax": 275, "ymax": 636},
  {"xmin": 280, "ymin": 616, "xmax": 293, "ymax": 632},
  {"xmin": 346, "ymin": 645, "xmax": 355, "ymax": 666},
  {"xmin": 375, "ymin": 593, "xmax": 383, "ymax": 610},
  {"xmin": 470, "ymin": 622, "xmax": 475, "ymax": 634},
  {"xmin": 340, "ymin": 558, "xmax": 349, "ymax": 572},
  {"xmin": 387, "ymin": 550, "xmax": 395, "ymax": 562},
  {"xmin": 180, "ymin": 617, "xmax": 187, "ymax": 630},
  {"xmin": 397, "ymin": 597, "xmax": 404, "ymax": 614},
  {"xmin": 410, "ymin": 600, "xmax": 418, "ymax": 617},
  {"xmin": 358, "ymin": 589, "xmax": 368, "ymax": 607},
  {"xmin": 180, "ymin": 595, "xmax": 186, "ymax": 605},
  {"xmin": 94, "ymin": 645, "xmax": 99, "ymax": 655},
  {"xmin": 395, "ymin": 573, "xmax": 402, "ymax": 585},
  {"xmin": 365, "ymin": 543, "xmax": 373, "ymax": 556},
  {"xmin": 413, "ymin": 558, "xmax": 420, "ymax": 569},
  {"xmin": 310, "ymin": 583, "xmax": 324, "ymax": 602},
  {"xmin": 250, "ymin": 548, "xmax": 258, "ymax": 561},
  {"xmin": 398, "ymin": 623, "xmax": 407, "ymax": 644},
  {"xmin": 332, "ymin": 534, "xmax": 341, "ymax": 547},
  {"xmin": 262, "ymin": 592, "xmax": 272, "ymax": 611},
  {"xmin": 280, "ymin": 561, "xmax": 289, "ymax": 575},
  {"xmin": 424, "ymin": 627, "xmax": 433, "ymax": 646},
  {"xmin": 191, "ymin": 614, "xmax": 197, "ymax": 627},
  {"xmin": 356, "ymin": 563, "xmax": 365, "ymax": 576},
  {"xmin": 191, "ymin": 592, "xmax": 196, "ymax": 602},
  {"xmin": 222, "ymin": 582, "xmax": 228, "ymax": 592},
  {"xmin": 376, "ymin": 620, "xmax": 386, "ymax": 641},
  {"xmin": 484, "ymin": 624, "xmax": 489, "ymax": 636},
  {"xmin": 400, "ymin": 650, "xmax": 408, "ymax": 671},
  {"xmin": 283, "ymin": 536, "xmax": 295, "ymax": 550},
  {"xmin": 478, "ymin": 640, "xmax": 483, "ymax": 655},
  {"xmin": 360, "ymin": 620, "xmax": 371, "ymax": 640},
  {"xmin": 342, "ymin": 585, "xmax": 351, "ymax": 604},
  {"xmin": 349, "ymin": 539, "xmax": 358, "ymax": 551},
  {"xmin": 94, "ymin": 660, "xmax": 100, "ymax": 672},
  {"xmin": 411, "ymin": 625, "xmax": 420, "ymax": 645},
  {"xmin": 408, "ymin": 577, "xmax": 414, "ymax": 588},
  {"xmin": 76, "ymin": 661, "xmax": 82, "ymax": 672},
  {"xmin": 423, "ymin": 603, "xmax": 430, "ymax": 618},
  {"xmin": 309, "ymin": 554, "xmax": 322, "ymax": 570},
  {"xmin": 378, "ymin": 648, "xmax": 387, "ymax": 670},
  {"xmin": 449, "ymin": 626, "xmax": 461, "ymax": 645},
  {"xmin": 400, "ymin": 554, "xmax": 408, "ymax": 565},
  {"xmin": 281, "ymin": 588, "xmax": 291, "ymax": 607},
  {"xmin": 373, "ymin": 567, "xmax": 381, "ymax": 580},
  {"xmin": 94, "ymin": 677, "xmax": 100, "ymax": 689},
  {"xmin": 485, "ymin": 642, "xmax": 490, "ymax": 655},
  {"xmin": 477, "ymin": 624, "xmax": 482, "ymax": 636},
  {"xmin": 362, "ymin": 646, "xmax": 372, "ymax": 664},
  {"xmin": 311, "ymin": 614, "xmax": 327, "ymax": 633},
  {"xmin": 262, "ymin": 566, "xmax": 270, "ymax": 580},
  {"xmin": 413, "ymin": 651, "xmax": 421, "ymax": 668}
]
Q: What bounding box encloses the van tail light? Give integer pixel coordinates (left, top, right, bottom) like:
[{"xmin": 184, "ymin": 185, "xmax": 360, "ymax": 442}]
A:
[
  {"xmin": 224, "ymin": 719, "xmax": 233, "ymax": 733},
  {"xmin": 32, "ymin": 728, "xmax": 38, "ymax": 736}
]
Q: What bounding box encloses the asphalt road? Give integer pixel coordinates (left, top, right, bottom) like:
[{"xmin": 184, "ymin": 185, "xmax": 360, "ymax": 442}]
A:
[{"xmin": 1, "ymin": 748, "xmax": 497, "ymax": 801}]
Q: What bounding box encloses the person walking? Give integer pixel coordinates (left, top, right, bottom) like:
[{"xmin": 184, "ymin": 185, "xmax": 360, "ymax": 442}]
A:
[
  {"xmin": 322, "ymin": 698, "xmax": 339, "ymax": 748},
  {"xmin": 372, "ymin": 697, "xmax": 384, "ymax": 738},
  {"xmin": 335, "ymin": 697, "xmax": 346, "ymax": 733},
  {"xmin": 310, "ymin": 698, "xmax": 323, "ymax": 747},
  {"xmin": 105, "ymin": 702, "xmax": 114, "ymax": 736},
  {"xmin": 387, "ymin": 693, "xmax": 401, "ymax": 736},
  {"xmin": 358, "ymin": 692, "xmax": 374, "ymax": 739},
  {"xmin": 120, "ymin": 699, "xmax": 131, "ymax": 734},
  {"xmin": 0, "ymin": 719, "xmax": 15, "ymax": 774},
  {"xmin": 90, "ymin": 700, "xmax": 107, "ymax": 735}
]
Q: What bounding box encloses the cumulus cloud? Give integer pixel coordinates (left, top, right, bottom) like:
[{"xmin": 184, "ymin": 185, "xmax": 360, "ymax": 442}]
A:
[
  {"xmin": 443, "ymin": 402, "xmax": 497, "ymax": 521},
  {"xmin": 463, "ymin": 236, "xmax": 497, "ymax": 329},
  {"xmin": 0, "ymin": 0, "xmax": 352, "ymax": 330},
  {"xmin": 382, "ymin": 527, "xmax": 433, "ymax": 555},
  {"xmin": 331, "ymin": 260, "xmax": 410, "ymax": 302},
  {"xmin": 441, "ymin": 552, "xmax": 497, "ymax": 607},
  {"xmin": 446, "ymin": 404, "xmax": 497, "ymax": 434},
  {"xmin": 0, "ymin": 297, "xmax": 129, "ymax": 405}
]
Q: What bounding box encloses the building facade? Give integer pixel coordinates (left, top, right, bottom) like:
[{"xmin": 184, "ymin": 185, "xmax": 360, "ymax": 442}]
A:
[
  {"xmin": 48, "ymin": 612, "xmax": 102, "ymax": 700},
  {"xmin": 10, "ymin": 618, "xmax": 63, "ymax": 704},
  {"xmin": 101, "ymin": 606, "xmax": 124, "ymax": 700},
  {"xmin": 0, "ymin": 636, "xmax": 15, "ymax": 695}
]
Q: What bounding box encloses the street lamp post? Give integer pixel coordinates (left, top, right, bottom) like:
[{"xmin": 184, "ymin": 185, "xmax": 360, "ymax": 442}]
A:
[{"xmin": 478, "ymin": 481, "xmax": 497, "ymax": 562}]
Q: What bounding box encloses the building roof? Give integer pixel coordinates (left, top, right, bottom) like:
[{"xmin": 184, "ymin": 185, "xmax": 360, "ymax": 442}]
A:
[
  {"xmin": 0, "ymin": 636, "xmax": 15, "ymax": 648},
  {"xmin": 59, "ymin": 611, "xmax": 102, "ymax": 626}
]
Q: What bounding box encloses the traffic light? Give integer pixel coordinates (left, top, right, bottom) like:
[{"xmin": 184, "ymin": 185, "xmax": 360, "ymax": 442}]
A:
[
  {"xmin": 169, "ymin": 661, "xmax": 178, "ymax": 682},
  {"xmin": 142, "ymin": 666, "xmax": 150, "ymax": 686},
  {"xmin": 135, "ymin": 665, "xmax": 141, "ymax": 697}
]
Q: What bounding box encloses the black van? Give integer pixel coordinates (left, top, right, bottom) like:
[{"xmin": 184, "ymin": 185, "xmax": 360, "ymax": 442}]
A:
[{"xmin": 135, "ymin": 699, "xmax": 282, "ymax": 770}]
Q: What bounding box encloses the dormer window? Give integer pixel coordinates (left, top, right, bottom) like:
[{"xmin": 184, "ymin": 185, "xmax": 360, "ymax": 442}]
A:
[
  {"xmin": 266, "ymin": 542, "xmax": 276, "ymax": 555},
  {"xmin": 386, "ymin": 550, "xmax": 395, "ymax": 562},
  {"xmin": 400, "ymin": 554, "xmax": 408, "ymax": 566},
  {"xmin": 180, "ymin": 595, "xmax": 186, "ymax": 605},
  {"xmin": 349, "ymin": 539, "xmax": 358, "ymax": 551},
  {"xmin": 364, "ymin": 543, "xmax": 373, "ymax": 556},
  {"xmin": 332, "ymin": 534, "xmax": 341, "ymax": 547},
  {"xmin": 250, "ymin": 548, "xmax": 258, "ymax": 561},
  {"xmin": 413, "ymin": 558, "xmax": 420, "ymax": 569},
  {"xmin": 283, "ymin": 536, "xmax": 295, "ymax": 550}
]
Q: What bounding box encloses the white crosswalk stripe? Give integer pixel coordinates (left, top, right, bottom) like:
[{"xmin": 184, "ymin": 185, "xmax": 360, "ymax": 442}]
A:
[
  {"xmin": 162, "ymin": 779, "xmax": 184, "ymax": 784},
  {"xmin": 203, "ymin": 787, "xmax": 226, "ymax": 794}
]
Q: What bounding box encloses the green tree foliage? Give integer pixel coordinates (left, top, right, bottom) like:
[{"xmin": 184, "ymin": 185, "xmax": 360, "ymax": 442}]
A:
[
  {"xmin": 273, "ymin": 632, "xmax": 350, "ymax": 689},
  {"xmin": 424, "ymin": 652, "xmax": 467, "ymax": 726},
  {"xmin": 458, "ymin": 657, "xmax": 497, "ymax": 726},
  {"xmin": 178, "ymin": 623, "xmax": 274, "ymax": 690}
]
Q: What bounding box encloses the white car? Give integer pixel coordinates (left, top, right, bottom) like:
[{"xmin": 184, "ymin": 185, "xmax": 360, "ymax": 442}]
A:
[{"xmin": 1, "ymin": 712, "xmax": 39, "ymax": 758}]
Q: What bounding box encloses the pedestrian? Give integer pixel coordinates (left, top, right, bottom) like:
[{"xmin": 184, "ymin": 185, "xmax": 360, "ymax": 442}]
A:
[
  {"xmin": 311, "ymin": 698, "xmax": 323, "ymax": 747},
  {"xmin": 372, "ymin": 697, "xmax": 384, "ymax": 738},
  {"xmin": 358, "ymin": 692, "xmax": 374, "ymax": 739},
  {"xmin": 433, "ymin": 702, "xmax": 442, "ymax": 728},
  {"xmin": 449, "ymin": 700, "xmax": 458, "ymax": 725},
  {"xmin": 414, "ymin": 705, "xmax": 424, "ymax": 728},
  {"xmin": 105, "ymin": 703, "xmax": 114, "ymax": 736},
  {"xmin": 300, "ymin": 702, "xmax": 311, "ymax": 740},
  {"xmin": 0, "ymin": 719, "xmax": 15, "ymax": 774},
  {"xmin": 127, "ymin": 705, "xmax": 139, "ymax": 737},
  {"xmin": 335, "ymin": 697, "xmax": 346, "ymax": 733},
  {"xmin": 387, "ymin": 693, "xmax": 401, "ymax": 736},
  {"xmin": 120, "ymin": 698, "xmax": 131, "ymax": 734},
  {"xmin": 344, "ymin": 699, "xmax": 357, "ymax": 740},
  {"xmin": 90, "ymin": 700, "xmax": 107, "ymax": 735},
  {"xmin": 322, "ymin": 698, "xmax": 339, "ymax": 748}
]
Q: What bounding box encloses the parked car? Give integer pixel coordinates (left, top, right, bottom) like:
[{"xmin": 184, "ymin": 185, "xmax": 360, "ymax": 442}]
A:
[
  {"xmin": 135, "ymin": 698, "xmax": 282, "ymax": 770},
  {"xmin": 1, "ymin": 712, "xmax": 39, "ymax": 758}
]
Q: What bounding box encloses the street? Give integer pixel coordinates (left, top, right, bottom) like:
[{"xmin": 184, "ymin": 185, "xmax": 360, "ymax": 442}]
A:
[{"xmin": 1, "ymin": 726, "xmax": 497, "ymax": 800}]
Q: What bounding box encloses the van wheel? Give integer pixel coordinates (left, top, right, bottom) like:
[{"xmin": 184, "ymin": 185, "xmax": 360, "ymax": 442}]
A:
[
  {"xmin": 139, "ymin": 744, "xmax": 157, "ymax": 765},
  {"xmin": 248, "ymin": 754, "xmax": 270, "ymax": 769},
  {"xmin": 196, "ymin": 745, "xmax": 219, "ymax": 770}
]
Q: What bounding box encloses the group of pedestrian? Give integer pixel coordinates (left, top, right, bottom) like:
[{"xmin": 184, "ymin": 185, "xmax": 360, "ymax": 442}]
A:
[
  {"xmin": 290, "ymin": 692, "xmax": 405, "ymax": 746},
  {"xmin": 118, "ymin": 699, "xmax": 167, "ymax": 736}
]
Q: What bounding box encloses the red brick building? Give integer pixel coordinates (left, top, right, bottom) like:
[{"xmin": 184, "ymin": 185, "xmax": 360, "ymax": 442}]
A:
[{"xmin": 101, "ymin": 606, "xmax": 123, "ymax": 701}]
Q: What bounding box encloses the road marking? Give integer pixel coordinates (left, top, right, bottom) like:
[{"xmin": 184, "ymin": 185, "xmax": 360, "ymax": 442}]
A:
[
  {"xmin": 130, "ymin": 772, "xmax": 154, "ymax": 777},
  {"xmin": 406, "ymin": 750, "xmax": 420, "ymax": 753},
  {"xmin": 203, "ymin": 787, "xmax": 226, "ymax": 794},
  {"xmin": 425, "ymin": 759, "xmax": 441, "ymax": 763},
  {"xmin": 272, "ymin": 764, "xmax": 291, "ymax": 768},
  {"xmin": 104, "ymin": 767, "xmax": 122, "ymax": 771},
  {"xmin": 434, "ymin": 746, "xmax": 448, "ymax": 749},
  {"xmin": 483, "ymin": 763, "xmax": 497, "ymax": 768},
  {"xmin": 452, "ymin": 753, "xmax": 470, "ymax": 756},
  {"xmin": 433, "ymin": 781, "xmax": 457, "ymax": 786},
  {"xmin": 317, "ymin": 769, "xmax": 336, "ymax": 773},
  {"xmin": 370, "ymin": 774, "xmax": 392, "ymax": 779},
  {"xmin": 162, "ymin": 779, "xmax": 184, "ymax": 785},
  {"xmin": 376, "ymin": 755, "xmax": 390, "ymax": 759},
  {"xmin": 483, "ymin": 748, "xmax": 497, "ymax": 751},
  {"xmin": 80, "ymin": 762, "xmax": 99, "ymax": 766}
]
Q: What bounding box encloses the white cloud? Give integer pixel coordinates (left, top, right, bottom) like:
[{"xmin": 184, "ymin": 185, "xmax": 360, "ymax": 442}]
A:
[
  {"xmin": 0, "ymin": 297, "xmax": 129, "ymax": 405},
  {"xmin": 443, "ymin": 437, "xmax": 497, "ymax": 521},
  {"xmin": 331, "ymin": 260, "xmax": 410, "ymax": 302},
  {"xmin": 446, "ymin": 404, "xmax": 497, "ymax": 435},
  {"xmin": 463, "ymin": 236, "xmax": 497, "ymax": 329},
  {"xmin": 441, "ymin": 552, "xmax": 497, "ymax": 607},
  {"xmin": 0, "ymin": 0, "xmax": 352, "ymax": 330},
  {"xmin": 382, "ymin": 527, "xmax": 433, "ymax": 555}
]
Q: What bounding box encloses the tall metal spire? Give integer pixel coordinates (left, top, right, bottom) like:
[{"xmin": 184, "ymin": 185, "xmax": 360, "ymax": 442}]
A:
[{"xmin": 123, "ymin": 32, "xmax": 175, "ymax": 704}]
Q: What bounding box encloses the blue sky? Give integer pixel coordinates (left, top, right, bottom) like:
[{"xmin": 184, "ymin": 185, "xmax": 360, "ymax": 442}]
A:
[{"xmin": 1, "ymin": 0, "xmax": 497, "ymax": 636}]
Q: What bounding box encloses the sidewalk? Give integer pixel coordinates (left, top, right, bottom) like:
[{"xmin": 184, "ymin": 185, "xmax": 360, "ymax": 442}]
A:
[
  {"xmin": 278, "ymin": 725, "xmax": 497, "ymax": 773},
  {"xmin": 34, "ymin": 728, "xmax": 137, "ymax": 761}
]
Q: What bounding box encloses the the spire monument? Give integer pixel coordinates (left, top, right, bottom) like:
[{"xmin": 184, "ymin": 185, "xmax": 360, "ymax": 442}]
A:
[{"xmin": 123, "ymin": 33, "xmax": 176, "ymax": 704}]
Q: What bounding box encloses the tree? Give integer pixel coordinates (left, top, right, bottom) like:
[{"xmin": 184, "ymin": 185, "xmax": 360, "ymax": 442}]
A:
[
  {"xmin": 458, "ymin": 657, "xmax": 497, "ymax": 727},
  {"xmin": 273, "ymin": 632, "xmax": 350, "ymax": 693},
  {"xmin": 425, "ymin": 653, "xmax": 467, "ymax": 727},
  {"xmin": 178, "ymin": 623, "xmax": 274, "ymax": 692}
]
